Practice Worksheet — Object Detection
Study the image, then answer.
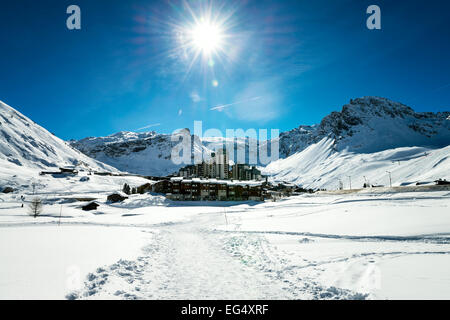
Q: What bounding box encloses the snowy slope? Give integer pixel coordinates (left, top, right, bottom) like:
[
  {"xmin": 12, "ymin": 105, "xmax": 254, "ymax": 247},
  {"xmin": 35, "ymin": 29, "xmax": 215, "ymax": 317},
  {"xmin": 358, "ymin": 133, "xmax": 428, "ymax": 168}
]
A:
[
  {"xmin": 278, "ymin": 96, "xmax": 450, "ymax": 157},
  {"xmin": 69, "ymin": 130, "xmax": 214, "ymax": 176},
  {"xmin": 264, "ymin": 97, "xmax": 450, "ymax": 189},
  {"xmin": 0, "ymin": 100, "xmax": 116, "ymax": 188},
  {"xmin": 263, "ymin": 137, "xmax": 450, "ymax": 189},
  {"xmin": 69, "ymin": 132, "xmax": 181, "ymax": 176}
]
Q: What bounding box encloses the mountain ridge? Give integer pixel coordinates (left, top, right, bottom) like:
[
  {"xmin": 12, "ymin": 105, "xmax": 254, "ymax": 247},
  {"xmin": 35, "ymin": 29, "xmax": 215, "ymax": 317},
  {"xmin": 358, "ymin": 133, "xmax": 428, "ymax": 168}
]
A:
[
  {"xmin": 1, "ymin": 96, "xmax": 448, "ymax": 188},
  {"xmin": 278, "ymin": 96, "xmax": 450, "ymax": 157},
  {"xmin": 69, "ymin": 96, "xmax": 450, "ymax": 176}
]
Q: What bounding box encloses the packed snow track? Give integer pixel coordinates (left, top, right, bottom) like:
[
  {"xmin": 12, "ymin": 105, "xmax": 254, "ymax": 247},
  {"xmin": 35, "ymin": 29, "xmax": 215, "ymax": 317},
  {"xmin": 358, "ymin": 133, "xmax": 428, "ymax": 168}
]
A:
[{"xmin": 68, "ymin": 212, "xmax": 365, "ymax": 300}]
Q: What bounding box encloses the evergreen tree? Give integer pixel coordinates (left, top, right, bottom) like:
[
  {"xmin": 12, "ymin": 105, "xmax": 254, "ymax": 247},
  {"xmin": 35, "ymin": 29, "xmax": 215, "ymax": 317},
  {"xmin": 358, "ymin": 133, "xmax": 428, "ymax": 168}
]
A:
[{"xmin": 122, "ymin": 183, "xmax": 131, "ymax": 195}]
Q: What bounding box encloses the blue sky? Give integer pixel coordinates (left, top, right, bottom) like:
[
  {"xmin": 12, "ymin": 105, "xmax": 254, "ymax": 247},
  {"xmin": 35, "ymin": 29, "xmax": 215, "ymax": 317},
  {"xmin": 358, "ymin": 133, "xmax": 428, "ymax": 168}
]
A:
[{"xmin": 0, "ymin": 0, "xmax": 449, "ymax": 140}]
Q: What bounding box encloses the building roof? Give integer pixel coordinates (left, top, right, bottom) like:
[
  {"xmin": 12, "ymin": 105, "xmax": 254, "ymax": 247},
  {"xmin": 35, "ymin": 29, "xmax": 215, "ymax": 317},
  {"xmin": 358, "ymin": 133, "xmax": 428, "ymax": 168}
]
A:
[{"xmin": 171, "ymin": 177, "xmax": 263, "ymax": 187}]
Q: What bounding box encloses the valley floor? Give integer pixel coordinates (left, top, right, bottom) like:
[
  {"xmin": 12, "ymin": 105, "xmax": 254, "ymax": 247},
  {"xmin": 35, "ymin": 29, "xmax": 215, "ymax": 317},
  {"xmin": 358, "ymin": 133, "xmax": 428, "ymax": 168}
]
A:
[{"xmin": 1, "ymin": 189, "xmax": 450, "ymax": 300}]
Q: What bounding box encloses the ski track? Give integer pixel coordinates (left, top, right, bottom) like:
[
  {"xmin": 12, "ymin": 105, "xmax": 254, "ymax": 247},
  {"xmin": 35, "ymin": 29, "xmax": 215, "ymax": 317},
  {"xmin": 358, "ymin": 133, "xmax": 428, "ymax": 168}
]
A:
[
  {"xmin": 62, "ymin": 191, "xmax": 450, "ymax": 301},
  {"xmin": 216, "ymin": 230, "xmax": 450, "ymax": 244},
  {"xmin": 65, "ymin": 208, "xmax": 450, "ymax": 300},
  {"xmin": 66, "ymin": 213, "xmax": 377, "ymax": 300}
]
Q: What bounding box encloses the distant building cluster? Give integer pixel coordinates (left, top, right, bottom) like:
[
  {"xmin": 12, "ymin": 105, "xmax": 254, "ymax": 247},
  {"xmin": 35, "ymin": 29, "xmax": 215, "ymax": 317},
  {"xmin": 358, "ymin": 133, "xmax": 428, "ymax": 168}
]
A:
[
  {"xmin": 177, "ymin": 148, "xmax": 263, "ymax": 181},
  {"xmin": 39, "ymin": 167, "xmax": 79, "ymax": 176},
  {"xmin": 150, "ymin": 178, "xmax": 309, "ymax": 202},
  {"xmin": 153, "ymin": 177, "xmax": 265, "ymax": 201},
  {"xmin": 155, "ymin": 148, "xmax": 291, "ymax": 201}
]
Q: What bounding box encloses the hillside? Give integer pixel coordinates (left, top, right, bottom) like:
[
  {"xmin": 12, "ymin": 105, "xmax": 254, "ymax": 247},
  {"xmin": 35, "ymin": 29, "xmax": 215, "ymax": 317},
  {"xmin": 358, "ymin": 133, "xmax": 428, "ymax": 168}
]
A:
[
  {"xmin": 263, "ymin": 137, "xmax": 450, "ymax": 189},
  {"xmin": 69, "ymin": 130, "xmax": 212, "ymax": 176},
  {"xmin": 0, "ymin": 100, "xmax": 116, "ymax": 190}
]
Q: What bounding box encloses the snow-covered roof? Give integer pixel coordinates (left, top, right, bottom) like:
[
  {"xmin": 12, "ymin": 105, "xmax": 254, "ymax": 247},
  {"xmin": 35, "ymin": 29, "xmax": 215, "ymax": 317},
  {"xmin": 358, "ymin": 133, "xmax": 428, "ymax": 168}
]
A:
[{"xmin": 171, "ymin": 177, "xmax": 262, "ymax": 187}]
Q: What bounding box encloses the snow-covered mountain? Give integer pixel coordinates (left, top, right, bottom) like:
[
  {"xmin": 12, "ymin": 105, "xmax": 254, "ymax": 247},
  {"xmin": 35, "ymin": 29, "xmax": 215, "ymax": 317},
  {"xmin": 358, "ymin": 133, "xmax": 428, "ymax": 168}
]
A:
[
  {"xmin": 263, "ymin": 137, "xmax": 450, "ymax": 189},
  {"xmin": 262, "ymin": 97, "xmax": 450, "ymax": 189},
  {"xmin": 70, "ymin": 96, "xmax": 450, "ymax": 180},
  {"xmin": 278, "ymin": 96, "xmax": 450, "ymax": 157},
  {"xmin": 69, "ymin": 130, "xmax": 208, "ymax": 176},
  {"xmin": 0, "ymin": 100, "xmax": 115, "ymax": 173},
  {"xmin": 69, "ymin": 130, "xmax": 259, "ymax": 176}
]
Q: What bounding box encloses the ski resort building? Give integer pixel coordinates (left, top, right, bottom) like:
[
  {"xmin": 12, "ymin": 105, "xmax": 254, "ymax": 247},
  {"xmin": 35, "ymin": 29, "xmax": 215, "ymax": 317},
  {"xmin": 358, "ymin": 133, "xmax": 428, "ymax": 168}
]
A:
[
  {"xmin": 153, "ymin": 177, "xmax": 264, "ymax": 201},
  {"xmin": 177, "ymin": 148, "xmax": 263, "ymax": 181}
]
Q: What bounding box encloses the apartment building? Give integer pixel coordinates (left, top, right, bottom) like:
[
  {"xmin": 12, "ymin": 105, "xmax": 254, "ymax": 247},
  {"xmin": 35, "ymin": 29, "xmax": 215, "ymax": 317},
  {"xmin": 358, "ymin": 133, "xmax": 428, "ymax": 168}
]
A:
[{"xmin": 154, "ymin": 177, "xmax": 264, "ymax": 201}]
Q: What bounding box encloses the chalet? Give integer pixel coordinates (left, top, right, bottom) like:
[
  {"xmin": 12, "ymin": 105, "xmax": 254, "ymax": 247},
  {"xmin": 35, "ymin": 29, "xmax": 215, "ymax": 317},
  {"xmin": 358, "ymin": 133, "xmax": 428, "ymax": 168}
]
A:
[
  {"xmin": 137, "ymin": 183, "xmax": 153, "ymax": 194},
  {"xmin": 93, "ymin": 172, "xmax": 113, "ymax": 176},
  {"xmin": 59, "ymin": 167, "xmax": 78, "ymax": 174},
  {"xmin": 435, "ymin": 179, "xmax": 450, "ymax": 186},
  {"xmin": 40, "ymin": 167, "xmax": 79, "ymax": 176},
  {"xmin": 152, "ymin": 180, "xmax": 172, "ymax": 194},
  {"xmin": 107, "ymin": 193, "xmax": 128, "ymax": 203},
  {"xmin": 82, "ymin": 201, "xmax": 99, "ymax": 211},
  {"xmin": 273, "ymin": 182, "xmax": 296, "ymax": 196},
  {"xmin": 248, "ymin": 185, "xmax": 263, "ymax": 201}
]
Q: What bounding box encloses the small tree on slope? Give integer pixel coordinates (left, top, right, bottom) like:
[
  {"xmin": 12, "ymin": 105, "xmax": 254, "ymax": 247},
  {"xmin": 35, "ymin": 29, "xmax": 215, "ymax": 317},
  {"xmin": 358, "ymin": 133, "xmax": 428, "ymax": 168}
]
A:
[
  {"xmin": 28, "ymin": 197, "xmax": 43, "ymax": 218},
  {"xmin": 122, "ymin": 183, "xmax": 131, "ymax": 195}
]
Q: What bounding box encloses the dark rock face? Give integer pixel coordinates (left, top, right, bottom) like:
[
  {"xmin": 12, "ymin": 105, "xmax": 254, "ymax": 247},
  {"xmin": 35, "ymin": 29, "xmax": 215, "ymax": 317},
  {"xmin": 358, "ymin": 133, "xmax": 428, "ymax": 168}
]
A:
[
  {"xmin": 82, "ymin": 201, "xmax": 99, "ymax": 211},
  {"xmin": 69, "ymin": 131, "xmax": 175, "ymax": 159},
  {"xmin": 2, "ymin": 187, "xmax": 14, "ymax": 193},
  {"xmin": 107, "ymin": 193, "xmax": 128, "ymax": 203}
]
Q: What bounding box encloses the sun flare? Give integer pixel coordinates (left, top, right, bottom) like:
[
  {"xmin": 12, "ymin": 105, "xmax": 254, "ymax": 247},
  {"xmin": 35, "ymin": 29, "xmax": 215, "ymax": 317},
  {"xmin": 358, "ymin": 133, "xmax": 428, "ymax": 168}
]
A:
[
  {"xmin": 189, "ymin": 20, "xmax": 224, "ymax": 56},
  {"xmin": 170, "ymin": 1, "xmax": 237, "ymax": 77}
]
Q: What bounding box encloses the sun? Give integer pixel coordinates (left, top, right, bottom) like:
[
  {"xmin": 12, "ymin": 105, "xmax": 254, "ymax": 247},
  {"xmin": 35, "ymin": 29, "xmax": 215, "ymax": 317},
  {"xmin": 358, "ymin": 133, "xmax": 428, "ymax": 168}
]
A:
[
  {"xmin": 189, "ymin": 20, "xmax": 224, "ymax": 56},
  {"xmin": 169, "ymin": 0, "xmax": 237, "ymax": 78}
]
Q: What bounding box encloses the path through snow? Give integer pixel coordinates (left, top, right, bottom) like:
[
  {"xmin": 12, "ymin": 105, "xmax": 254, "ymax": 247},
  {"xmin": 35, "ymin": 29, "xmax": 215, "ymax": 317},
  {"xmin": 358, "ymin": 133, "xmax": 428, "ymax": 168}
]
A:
[{"xmin": 70, "ymin": 212, "xmax": 364, "ymax": 300}]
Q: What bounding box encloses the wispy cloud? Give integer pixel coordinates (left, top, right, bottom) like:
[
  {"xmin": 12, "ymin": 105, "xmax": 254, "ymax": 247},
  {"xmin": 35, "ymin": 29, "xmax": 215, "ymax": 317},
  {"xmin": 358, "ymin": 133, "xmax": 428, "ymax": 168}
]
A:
[
  {"xmin": 433, "ymin": 82, "xmax": 450, "ymax": 93},
  {"xmin": 214, "ymin": 80, "xmax": 282, "ymax": 122},
  {"xmin": 135, "ymin": 123, "xmax": 161, "ymax": 131},
  {"xmin": 210, "ymin": 96, "xmax": 262, "ymax": 111},
  {"xmin": 178, "ymin": 109, "xmax": 183, "ymax": 116},
  {"xmin": 190, "ymin": 92, "xmax": 203, "ymax": 103}
]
